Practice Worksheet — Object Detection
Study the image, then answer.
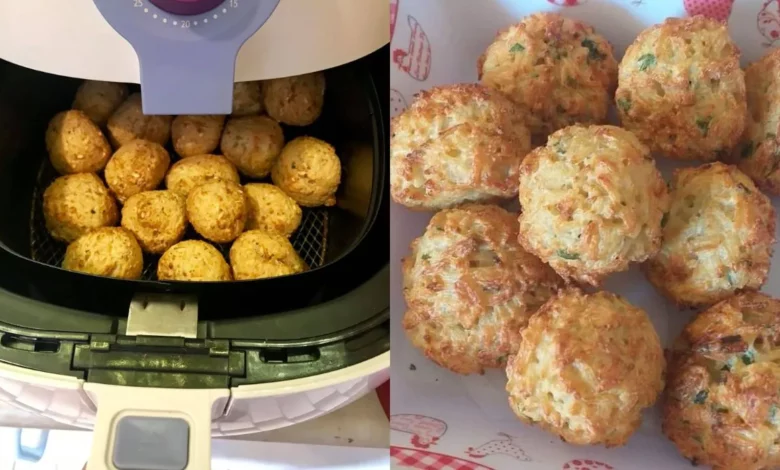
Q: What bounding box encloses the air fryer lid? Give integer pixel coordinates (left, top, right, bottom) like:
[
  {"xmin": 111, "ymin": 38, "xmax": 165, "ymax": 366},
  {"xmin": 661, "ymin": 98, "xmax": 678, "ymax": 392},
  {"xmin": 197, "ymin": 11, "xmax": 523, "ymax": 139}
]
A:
[{"xmin": 0, "ymin": 0, "xmax": 390, "ymax": 115}]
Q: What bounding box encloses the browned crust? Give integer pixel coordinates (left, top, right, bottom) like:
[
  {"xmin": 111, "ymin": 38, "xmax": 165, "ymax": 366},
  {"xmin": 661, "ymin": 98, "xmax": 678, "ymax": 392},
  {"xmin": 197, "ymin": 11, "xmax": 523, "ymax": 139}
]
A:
[
  {"xmin": 401, "ymin": 204, "xmax": 563, "ymax": 375},
  {"xmin": 663, "ymin": 292, "xmax": 780, "ymax": 470},
  {"xmin": 644, "ymin": 163, "xmax": 776, "ymax": 308},
  {"xmin": 390, "ymin": 83, "xmax": 531, "ymax": 210},
  {"xmin": 616, "ymin": 16, "xmax": 747, "ymax": 161}
]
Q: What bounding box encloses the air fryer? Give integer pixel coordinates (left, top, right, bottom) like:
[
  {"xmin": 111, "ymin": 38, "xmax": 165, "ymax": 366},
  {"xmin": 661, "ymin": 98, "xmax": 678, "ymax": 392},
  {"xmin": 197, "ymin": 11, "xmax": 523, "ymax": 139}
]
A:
[{"xmin": 0, "ymin": 1, "xmax": 389, "ymax": 468}]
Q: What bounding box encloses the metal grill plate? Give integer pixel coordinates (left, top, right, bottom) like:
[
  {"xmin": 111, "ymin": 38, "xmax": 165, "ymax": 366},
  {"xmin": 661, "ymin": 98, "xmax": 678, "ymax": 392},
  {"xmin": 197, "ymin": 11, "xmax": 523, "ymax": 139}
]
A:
[{"xmin": 29, "ymin": 160, "xmax": 328, "ymax": 280}]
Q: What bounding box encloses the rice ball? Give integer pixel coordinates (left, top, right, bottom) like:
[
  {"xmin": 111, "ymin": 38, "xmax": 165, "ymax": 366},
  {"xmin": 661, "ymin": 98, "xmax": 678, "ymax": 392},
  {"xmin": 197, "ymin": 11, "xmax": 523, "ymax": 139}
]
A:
[
  {"xmin": 644, "ymin": 162, "xmax": 775, "ymax": 308},
  {"xmin": 45, "ymin": 110, "xmax": 112, "ymax": 174},
  {"xmin": 506, "ymin": 288, "xmax": 664, "ymax": 446},
  {"xmin": 43, "ymin": 173, "xmax": 118, "ymax": 243},
  {"xmin": 402, "ymin": 204, "xmax": 563, "ymax": 375},
  {"xmin": 518, "ymin": 125, "xmax": 669, "ymax": 286},
  {"xmin": 390, "ymin": 84, "xmax": 531, "ymax": 210},
  {"xmin": 663, "ymin": 292, "xmax": 780, "ymax": 470},
  {"xmin": 615, "ymin": 16, "xmax": 747, "ymax": 161},
  {"xmin": 271, "ymin": 136, "xmax": 341, "ymax": 207},
  {"xmin": 62, "ymin": 227, "xmax": 143, "ymax": 279},
  {"xmin": 478, "ymin": 12, "xmax": 618, "ymax": 138}
]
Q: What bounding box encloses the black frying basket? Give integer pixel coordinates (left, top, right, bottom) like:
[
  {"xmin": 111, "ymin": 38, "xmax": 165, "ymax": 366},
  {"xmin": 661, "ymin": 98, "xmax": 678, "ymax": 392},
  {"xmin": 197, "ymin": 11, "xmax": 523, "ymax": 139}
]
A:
[{"xmin": 0, "ymin": 46, "xmax": 389, "ymax": 319}]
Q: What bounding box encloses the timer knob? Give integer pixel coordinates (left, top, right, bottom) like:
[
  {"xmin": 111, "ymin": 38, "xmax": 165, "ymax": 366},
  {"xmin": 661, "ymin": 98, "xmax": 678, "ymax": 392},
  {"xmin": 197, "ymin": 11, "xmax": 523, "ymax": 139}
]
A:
[{"xmin": 148, "ymin": 0, "xmax": 225, "ymax": 16}]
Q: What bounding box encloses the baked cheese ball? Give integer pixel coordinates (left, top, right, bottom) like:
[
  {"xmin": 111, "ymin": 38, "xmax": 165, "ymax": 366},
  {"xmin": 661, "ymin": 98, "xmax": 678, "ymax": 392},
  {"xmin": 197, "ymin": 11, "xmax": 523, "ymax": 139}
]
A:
[
  {"xmin": 43, "ymin": 173, "xmax": 118, "ymax": 243},
  {"xmin": 402, "ymin": 204, "xmax": 563, "ymax": 375},
  {"xmin": 271, "ymin": 136, "xmax": 341, "ymax": 207},
  {"xmin": 157, "ymin": 240, "xmax": 232, "ymax": 282},
  {"xmin": 71, "ymin": 80, "xmax": 128, "ymax": 125},
  {"xmin": 104, "ymin": 139, "xmax": 170, "ymax": 203},
  {"xmin": 121, "ymin": 190, "xmax": 187, "ymax": 254},
  {"xmin": 232, "ymin": 81, "xmax": 263, "ymax": 116},
  {"xmin": 244, "ymin": 183, "xmax": 302, "ymax": 237},
  {"xmin": 106, "ymin": 93, "xmax": 172, "ymax": 148},
  {"xmin": 644, "ymin": 163, "xmax": 775, "ymax": 308},
  {"xmin": 506, "ymin": 288, "xmax": 664, "ymax": 446},
  {"xmin": 229, "ymin": 230, "xmax": 306, "ymax": 280},
  {"xmin": 220, "ymin": 115, "xmax": 285, "ymax": 178},
  {"xmin": 171, "ymin": 115, "xmax": 226, "ymax": 157},
  {"xmin": 165, "ymin": 154, "xmax": 240, "ymax": 198},
  {"xmin": 186, "ymin": 180, "xmax": 247, "ymax": 243},
  {"xmin": 517, "ymin": 125, "xmax": 669, "ymax": 286},
  {"xmin": 390, "ymin": 84, "xmax": 531, "ymax": 210},
  {"xmin": 262, "ymin": 72, "xmax": 325, "ymax": 126},
  {"xmin": 478, "ymin": 12, "xmax": 618, "ymax": 138},
  {"xmin": 45, "ymin": 110, "xmax": 112, "ymax": 175},
  {"xmin": 663, "ymin": 292, "xmax": 780, "ymax": 470},
  {"xmin": 62, "ymin": 227, "xmax": 143, "ymax": 280},
  {"xmin": 728, "ymin": 48, "xmax": 780, "ymax": 194},
  {"xmin": 615, "ymin": 16, "xmax": 747, "ymax": 161}
]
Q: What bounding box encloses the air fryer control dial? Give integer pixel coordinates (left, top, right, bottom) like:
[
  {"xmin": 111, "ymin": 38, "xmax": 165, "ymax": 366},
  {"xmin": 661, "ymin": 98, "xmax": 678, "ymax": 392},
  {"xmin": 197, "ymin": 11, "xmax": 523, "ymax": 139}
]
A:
[
  {"xmin": 148, "ymin": 0, "xmax": 225, "ymax": 16},
  {"xmin": 92, "ymin": 0, "xmax": 280, "ymax": 115}
]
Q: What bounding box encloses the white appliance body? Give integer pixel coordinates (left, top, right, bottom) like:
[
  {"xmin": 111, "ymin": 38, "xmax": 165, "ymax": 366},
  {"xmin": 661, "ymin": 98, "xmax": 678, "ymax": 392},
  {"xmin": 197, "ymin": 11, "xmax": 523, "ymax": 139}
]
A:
[
  {"xmin": 0, "ymin": 0, "xmax": 389, "ymax": 467},
  {"xmin": 0, "ymin": 0, "xmax": 389, "ymax": 84}
]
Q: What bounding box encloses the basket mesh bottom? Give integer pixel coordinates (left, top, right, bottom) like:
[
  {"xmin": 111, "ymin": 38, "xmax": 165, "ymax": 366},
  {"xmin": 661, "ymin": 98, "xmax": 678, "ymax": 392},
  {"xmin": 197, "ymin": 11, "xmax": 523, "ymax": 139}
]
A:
[{"xmin": 29, "ymin": 161, "xmax": 329, "ymax": 280}]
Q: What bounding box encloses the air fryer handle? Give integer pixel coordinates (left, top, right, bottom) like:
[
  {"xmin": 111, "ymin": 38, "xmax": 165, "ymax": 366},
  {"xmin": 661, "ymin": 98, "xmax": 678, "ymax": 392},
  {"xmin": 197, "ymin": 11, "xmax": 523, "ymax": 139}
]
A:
[{"xmin": 84, "ymin": 383, "xmax": 228, "ymax": 470}]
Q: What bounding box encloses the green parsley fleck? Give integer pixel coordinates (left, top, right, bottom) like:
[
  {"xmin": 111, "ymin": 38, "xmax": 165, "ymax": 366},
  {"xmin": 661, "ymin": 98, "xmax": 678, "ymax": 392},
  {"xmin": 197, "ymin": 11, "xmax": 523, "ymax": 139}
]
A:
[
  {"xmin": 637, "ymin": 53, "xmax": 656, "ymax": 71},
  {"xmin": 581, "ymin": 38, "xmax": 606, "ymax": 61},
  {"xmin": 421, "ymin": 254, "xmax": 431, "ymax": 261},
  {"xmin": 770, "ymin": 404, "xmax": 779, "ymax": 424},
  {"xmin": 557, "ymin": 250, "xmax": 579, "ymax": 260},
  {"xmin": 726, "ymin": 271, "xmax": 737, "ymax": 286},
  {"xmin": 617, "ymin": 98, "xmax": 631, "ymax": 113},
  {"xmin": 509, "ymin": 43, "xmax": 525, "ymax": 53},
  {"xmin": 741, "ymin": 141, "xmax": 755, "ymax": 159},
  {"xmin": 693, "ymin": 390, "xmax": 708, "ymax": 405},
  {"xmin": 742, "ymin": 349, "xmax": 755, "ymax": 365},
  {"xmin": 696, "ymin": 117, "xmax": 712, "ymax": 136},
  {"xmin": 661, "ymin": 212, "xmax": 669, "ymax": 228}
]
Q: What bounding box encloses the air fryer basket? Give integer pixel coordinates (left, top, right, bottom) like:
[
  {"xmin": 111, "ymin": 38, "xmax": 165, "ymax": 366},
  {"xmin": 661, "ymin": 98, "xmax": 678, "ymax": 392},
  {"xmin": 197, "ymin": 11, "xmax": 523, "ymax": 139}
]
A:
[{"xmin": 0, "ymin": 46, "xmax": 388, "ymax": 319}]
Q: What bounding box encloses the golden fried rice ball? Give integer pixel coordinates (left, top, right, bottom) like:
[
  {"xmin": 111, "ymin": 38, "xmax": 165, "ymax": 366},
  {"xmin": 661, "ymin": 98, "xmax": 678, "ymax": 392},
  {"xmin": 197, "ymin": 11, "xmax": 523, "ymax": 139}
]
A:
[
  {"xmin": 171, "ymin": 115, "xmax": 226, "ymax": 157},
  {"xmin": 644, "ymin": 163, "xmax": 775, "ymax": 308},
  {"xmin": 104, "ymin": 139, "xmax": 170, "ymax": 203},
  {"xmin": 728, "ymin": 48, "xmax": 780, "ymax": 195},
  {"xmin": 71, "ymin": 80, "xmax": 128, "ymax": 125},
  {"xmin": 271, "ymin": 136, "xmax": 341, "ymax": 207},
  {"xmin": 615, "ymin": 16, "xmax": 747, "ymax": 161},
  {"xmin": 186, "ymin": 180, "xmax": 247, "ymax": 243},
  {"xmin": 663, "ymin": 292, "xmax": 780, "ymax": 470},
  {"xmin": 106, "ymin": 93, "xmax": 172, "ymax": 148},
  {"xmin": 507, "ymin": 288, "xmax": 664, "ymax": 446},
  {"xmin": 402, "ymin": 204, "xmax": 563, "ymax": 375},
  {"xmin": 262, "ymin": 72, "xmax": 325, "ymax": 126},
  {"xmin": 229, "ymin": 230, "xmax": 306, "ymax": 280},
  {"xmin": 121, "ymin": 190, "xmax": 187, "ymax": 254},
  {"xmin": 391, "ymin": 84, "xmax": 531, "ymax": 210},
  {"xmin": 62, "ymin": 227, "xmax": 143, "ymax": 279},
  {"xmin": 165, "ymin": 154, "xmax": 240, "ymax": 198},
  {"xmin": 157, "ymin": 240, "xmax": 232, "ymax": 282},
  {"xmin": 244, "ymin": 183, "xmax": 302, "ymax": 237},
  {"xmin": 478, "ymin": 12, "xmax": 617, "ymax": 138},
  {"xmin": 220, "ymin": 115, "xmax": 285, "ymax": 178},
  {"xmin": 43, "ymin": 173, "xmax": 118, "ymax": 243},
  {"xmin": 518, "ymin": 125, "xmax": 669, "ymax": 286},
  {"xmin": 232, "ymin": 81, "xmax": 263, "ymax": 116},
  {"xmin": 45, "ymin": 110, "xmax": 112, "ymax": 175}
]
